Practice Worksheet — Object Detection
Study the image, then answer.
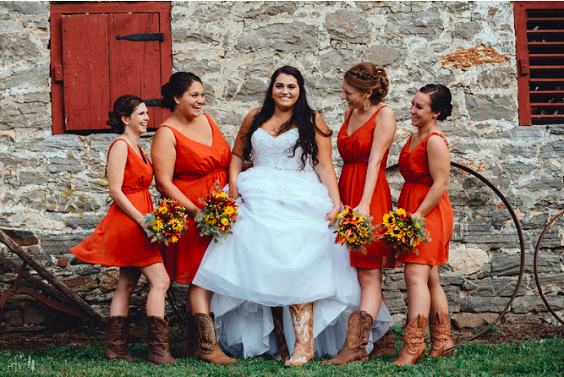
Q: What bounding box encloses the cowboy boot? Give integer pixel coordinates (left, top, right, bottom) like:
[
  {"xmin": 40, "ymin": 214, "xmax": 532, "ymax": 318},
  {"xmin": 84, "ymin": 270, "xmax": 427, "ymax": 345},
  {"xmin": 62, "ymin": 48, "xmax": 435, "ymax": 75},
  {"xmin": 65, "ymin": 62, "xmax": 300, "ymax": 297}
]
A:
[
  {"xmin": 284, "ymin": 303, "xmax": 315, "ymax": 367},
  {"xmin": 193, "ymin": 313, "xmax": 237, "ymax": 364},
  {"xmin": 105, "ymin": 316, "xmax": 133, "ymax": 361},
  {"xmin": 368, "ymin": 327, "xmax": 397, "ymax": 359},
  {"xmin": 391, "ymin": 315, "xmax": 427, "ymax": 366},
  {"xmin": 272, "ymin": 306, "xmax": 290, "ymax": 361},
  {"xmin": 323, "ymin": 310, "xmax": 373, "ymax": 365},
  {"xmin": 146, "ymin": 316, "xmax": 177, "ymax": 365},
  {"xmin": 429, "ymin": 312, "xmax": 455, "ymax": 358},
  {"xmin": 180, "ymin": 312, "xmax": 198, "ymax": 358}
]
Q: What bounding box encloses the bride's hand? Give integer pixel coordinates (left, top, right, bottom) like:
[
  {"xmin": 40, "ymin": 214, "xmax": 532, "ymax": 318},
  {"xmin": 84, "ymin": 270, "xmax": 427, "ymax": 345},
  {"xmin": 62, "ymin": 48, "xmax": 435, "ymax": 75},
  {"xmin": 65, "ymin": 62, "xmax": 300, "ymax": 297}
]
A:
[
  {"xmin": 325, "ymin": 206, "xmax": 340, "ymax": 226},
  {"xmin": 229, "ymin": 184, "xmax": 240, "ymax": 200}
]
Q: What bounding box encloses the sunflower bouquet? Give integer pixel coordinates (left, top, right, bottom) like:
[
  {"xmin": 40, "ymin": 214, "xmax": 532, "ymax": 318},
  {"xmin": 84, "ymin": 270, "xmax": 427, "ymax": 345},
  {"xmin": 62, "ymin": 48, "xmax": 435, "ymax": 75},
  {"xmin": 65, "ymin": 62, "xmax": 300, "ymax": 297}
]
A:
[
  {"xmin": 194, "ymin": 185, "xmax": 240, "ymax": 243},
  {"xmin": 334, "ymin": 206, "xmax": 376, "ymax": 255},
  {"xmin": 142, "ymin": 198, "xmax": 189, "ymax": 245},
  {"xmin": 377, "ymin": 208, "xmax": 431, "ymax": 256}
]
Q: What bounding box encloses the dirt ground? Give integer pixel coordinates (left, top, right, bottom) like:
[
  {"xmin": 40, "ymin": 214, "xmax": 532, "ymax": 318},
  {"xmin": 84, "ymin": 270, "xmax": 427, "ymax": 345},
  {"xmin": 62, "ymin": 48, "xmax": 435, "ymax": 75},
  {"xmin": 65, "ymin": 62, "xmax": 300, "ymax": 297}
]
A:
[{"xmin": 1, "ymin": 319, "xmax": 563, "ymax": 352}]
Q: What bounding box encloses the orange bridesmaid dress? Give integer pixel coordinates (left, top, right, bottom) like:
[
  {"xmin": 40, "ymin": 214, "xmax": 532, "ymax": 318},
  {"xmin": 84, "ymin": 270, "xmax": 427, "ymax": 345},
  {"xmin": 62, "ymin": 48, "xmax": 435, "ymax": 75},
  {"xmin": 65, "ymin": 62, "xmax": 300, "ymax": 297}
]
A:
[
  {"xmin": 395, "ymin": 132, "xmax": 453, "ymax": 266},
  {"xmin": 337, "ymin": 107, "xmax": 395, "ymax": 269},
  {"xmin": 71, "ymin": 140, "xmax": 163, "ymax": 267},
  {"xmin": 161, "ymin": 114, "xmax": 231, "ymax": 284}
]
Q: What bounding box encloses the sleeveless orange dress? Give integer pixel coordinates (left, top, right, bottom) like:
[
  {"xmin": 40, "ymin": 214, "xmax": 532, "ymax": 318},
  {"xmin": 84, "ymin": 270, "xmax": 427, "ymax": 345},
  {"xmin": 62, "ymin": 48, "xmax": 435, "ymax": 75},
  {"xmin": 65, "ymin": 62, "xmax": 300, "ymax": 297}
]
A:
[
  {"xmin": 337, "ymin": 107, "xmax": 395, "ymax": 269},
  {"xmin": 70, "ymin": 140, "xmax": 162, "ymax": 267},
  {"xmin": 160, "ymin": 114, "xmax": 231, "ymax": 284},
  {"xmin": 395, "ymin": 132, "xmax": 453, "ymax": 266}
]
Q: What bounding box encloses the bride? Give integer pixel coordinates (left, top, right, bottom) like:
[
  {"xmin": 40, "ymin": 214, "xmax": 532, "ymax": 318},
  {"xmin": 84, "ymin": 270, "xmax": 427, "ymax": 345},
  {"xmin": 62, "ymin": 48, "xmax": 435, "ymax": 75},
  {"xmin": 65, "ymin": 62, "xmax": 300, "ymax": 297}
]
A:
[{"xmin": 192, "ymin": 66, "xmax": 392, "ymax": 366}]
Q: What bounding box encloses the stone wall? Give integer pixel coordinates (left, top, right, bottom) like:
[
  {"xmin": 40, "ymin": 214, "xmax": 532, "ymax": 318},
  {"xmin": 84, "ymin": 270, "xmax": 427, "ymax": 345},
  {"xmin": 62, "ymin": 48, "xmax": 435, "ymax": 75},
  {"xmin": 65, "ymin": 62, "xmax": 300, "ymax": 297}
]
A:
[{"xmin": 1, "ymin": 1, "xmax": 563, "ymax": 332}]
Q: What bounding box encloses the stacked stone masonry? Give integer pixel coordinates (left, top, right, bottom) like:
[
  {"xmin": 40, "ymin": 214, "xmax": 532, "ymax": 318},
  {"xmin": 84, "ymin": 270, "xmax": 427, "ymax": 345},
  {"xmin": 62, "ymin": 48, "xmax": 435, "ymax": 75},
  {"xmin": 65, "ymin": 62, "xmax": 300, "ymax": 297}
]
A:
[{"xmin": 0, "ymin": 1, "xmax": 562, "ymax": 331}]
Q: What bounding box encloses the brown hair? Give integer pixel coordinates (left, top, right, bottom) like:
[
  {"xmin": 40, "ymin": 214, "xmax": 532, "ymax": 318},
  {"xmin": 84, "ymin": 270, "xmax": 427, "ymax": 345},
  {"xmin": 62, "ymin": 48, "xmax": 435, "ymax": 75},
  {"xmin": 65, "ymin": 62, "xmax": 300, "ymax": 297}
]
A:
[
  {"xmin": 106, "ymin": 95, "xmax": 144, "ymax": 134},
  {"xmin": 344, "ymin": 62, "xmax": 389, "ymax": 105}
]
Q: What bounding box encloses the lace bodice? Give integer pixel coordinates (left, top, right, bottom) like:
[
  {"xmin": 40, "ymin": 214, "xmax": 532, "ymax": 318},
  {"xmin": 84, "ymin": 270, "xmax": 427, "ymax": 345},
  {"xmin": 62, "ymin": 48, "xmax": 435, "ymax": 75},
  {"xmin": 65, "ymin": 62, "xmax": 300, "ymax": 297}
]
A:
[{"xmin": 251, "ymin": 128, "xmax": 314, "ymax": 171}]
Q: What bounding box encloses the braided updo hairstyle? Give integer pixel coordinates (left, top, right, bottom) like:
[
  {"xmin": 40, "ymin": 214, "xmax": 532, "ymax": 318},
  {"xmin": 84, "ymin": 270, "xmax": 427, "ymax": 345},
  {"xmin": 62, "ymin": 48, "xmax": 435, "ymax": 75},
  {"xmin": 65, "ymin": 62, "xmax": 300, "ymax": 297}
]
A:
[
  {"xmin": 106, "ymin": 95, "xmax": 144, "ymax": 134},
  {"xmin": 419, "ymin": 84, "xmax": 453, "ymax": 121},
  {"xmin": 161, "ymin": 72, "xmax": 202, "ymax": 112},
  {"xmin": 344, "ymin": 62, "xmax": 389, "ymax": 105}
]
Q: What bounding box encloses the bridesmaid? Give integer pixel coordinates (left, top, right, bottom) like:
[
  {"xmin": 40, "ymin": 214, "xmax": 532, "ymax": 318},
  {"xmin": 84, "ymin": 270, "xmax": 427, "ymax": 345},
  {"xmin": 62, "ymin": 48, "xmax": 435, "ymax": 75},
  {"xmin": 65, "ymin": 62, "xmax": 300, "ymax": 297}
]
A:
[
  {"xmin": 326, "ymin": 63, "xmax": 397, "ymax": 365},
  {"xmin": 151, "ymin": 72, "xmax": 235, "ymax": 364},
  {"xmin": 71, "ymin": 95, "xmax": 175, "ymax": 365},
  {"xmin": 392, "ymin": 84, "xmax": 454, "ymax": 365}
]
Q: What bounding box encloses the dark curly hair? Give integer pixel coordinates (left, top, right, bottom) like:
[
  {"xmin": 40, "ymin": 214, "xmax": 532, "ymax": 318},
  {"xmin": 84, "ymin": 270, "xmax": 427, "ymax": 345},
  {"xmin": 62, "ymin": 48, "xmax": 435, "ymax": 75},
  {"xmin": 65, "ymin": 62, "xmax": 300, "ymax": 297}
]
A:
[
  {"xmin": 161, "ymin": 72, "xmax": 202, "ymax": 111},
  {"xmin": 343, "ymin": 63, "xmax": 389, "ymax": 105},
  {"xmin": 241, "ymin": 66, "xmax": 331, "ymax": 168},
  {"xmin": 419, "ymin": 84, "xmax": 453, "ymax": 121},
  {"xmin": 106, "ymin": 95, "xmax": 144, "ymax": 134}
]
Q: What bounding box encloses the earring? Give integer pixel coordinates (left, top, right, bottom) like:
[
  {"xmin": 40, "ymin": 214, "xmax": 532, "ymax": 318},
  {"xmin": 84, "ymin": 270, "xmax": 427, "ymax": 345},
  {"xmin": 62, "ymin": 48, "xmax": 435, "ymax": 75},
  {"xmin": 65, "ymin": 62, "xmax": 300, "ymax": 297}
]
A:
[
  {"xmin": 175, "ymin": 100, "xmax": 180, "ymax": 104},
  {"xmin": 125, "ymin": 125, "xmax": 129, "ymax": 134},
  {"xmin": 364, "ymin": 100, "xmax": 370, "ymax": 111}
]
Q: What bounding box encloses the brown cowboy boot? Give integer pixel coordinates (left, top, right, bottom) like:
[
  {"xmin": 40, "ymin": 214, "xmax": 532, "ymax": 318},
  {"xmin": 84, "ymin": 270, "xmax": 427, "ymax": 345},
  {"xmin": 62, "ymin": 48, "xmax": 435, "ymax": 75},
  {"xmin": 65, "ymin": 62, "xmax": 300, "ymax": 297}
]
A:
[
  {"xmin": 180, "ymin": 312, "xmax": 198, "ymax": 358},
  {"xmin": 429, "ymin": 312, "xmax": 455, "ymax": 358},
  {"xmin": 322, "ymin": 310, "xmax": 373, "ymax": 365},
  {"xmin": 193, "ymin": 313, "xmax": 237, "ymax": 364},
  {"xmin": 272, "ymin": 306, "xmax": 290, "ymax": 361},
  {"xmin": 391, "ymin": 315, "xmax": 427, "ymax": 366},
  {"xmin": 284, "ymin": 303, "xmax": 315, "ymax": 367},
  {"xmin": 146, "ymin": 316, "xmax": 176, "ymax": 365},
  {"xmin": 105, "ymin": 316, "xmax": 133, "ymax": 361},
  {"xmin": 368, "ymin": 327, "xmax": 397, "ymax": 359}
]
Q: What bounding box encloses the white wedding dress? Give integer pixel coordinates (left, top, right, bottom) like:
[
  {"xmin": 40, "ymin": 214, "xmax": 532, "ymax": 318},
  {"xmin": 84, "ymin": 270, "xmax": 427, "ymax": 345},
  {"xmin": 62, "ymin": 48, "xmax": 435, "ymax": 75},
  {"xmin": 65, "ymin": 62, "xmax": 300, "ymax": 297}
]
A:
[{"xmin": 192, "ymin": 127, "xmax": 392, "ymax": 358}]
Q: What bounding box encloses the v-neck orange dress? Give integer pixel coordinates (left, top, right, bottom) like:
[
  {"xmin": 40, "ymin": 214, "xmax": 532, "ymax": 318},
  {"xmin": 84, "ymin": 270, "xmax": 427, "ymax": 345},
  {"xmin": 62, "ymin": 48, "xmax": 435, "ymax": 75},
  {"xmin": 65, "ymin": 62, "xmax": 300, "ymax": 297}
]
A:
[
  {"xmin": 337, "ymin": 107, "xmax": 394, "ymax": 269},
  {"xmin": 71, "ymin": 139, "xmax": 163, "ymax": 267},
  {"xmin": 160, "ymin": 114, "xmax": 231, "ymax": 284},
  {"xmin": 394, "ymin": 132, "xmax": 453, "ymax": 266}
]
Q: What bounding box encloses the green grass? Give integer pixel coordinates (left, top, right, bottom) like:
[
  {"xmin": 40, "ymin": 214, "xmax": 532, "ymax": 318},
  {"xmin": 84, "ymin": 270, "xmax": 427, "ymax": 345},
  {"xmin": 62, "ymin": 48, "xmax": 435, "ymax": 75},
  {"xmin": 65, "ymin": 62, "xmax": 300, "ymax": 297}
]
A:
[{"xmin": 0, "ymin": 338, "xmax": 563, "ymax": 376}]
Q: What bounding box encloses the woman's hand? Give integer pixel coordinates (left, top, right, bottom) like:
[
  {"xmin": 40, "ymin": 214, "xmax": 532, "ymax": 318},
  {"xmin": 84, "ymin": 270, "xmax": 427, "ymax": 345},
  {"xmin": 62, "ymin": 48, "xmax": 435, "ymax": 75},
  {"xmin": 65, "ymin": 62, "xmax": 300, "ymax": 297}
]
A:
[
  {"xmin": 137, "ymin": 217, "xmax": 149, "ymax": 229},
  {"xmin": 325, "ymin": 206, "xmax": 340, "ymax": 226},
  {"xmin": 229, "ymin": 183, "xmax": 240, "ymax": 200},
  {"xmin": 354, "ymin": 202, "xmax": 371, "ymax": 218}
]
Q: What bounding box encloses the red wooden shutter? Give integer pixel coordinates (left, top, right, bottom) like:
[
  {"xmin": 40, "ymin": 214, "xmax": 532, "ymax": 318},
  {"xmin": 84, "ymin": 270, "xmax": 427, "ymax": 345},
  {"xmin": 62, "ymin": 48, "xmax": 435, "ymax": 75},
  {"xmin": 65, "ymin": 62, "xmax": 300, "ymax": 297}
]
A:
[
  {"xmin": 109, "ymin": 13, "xmax": 166, "ymax": 129},
  {"xmin": 515, "ymin": 2, "xmax": 564, "ymax": 125},
  {"xmin": 62, "ymin": 14, "xmax": 111, "ymax": 131}
]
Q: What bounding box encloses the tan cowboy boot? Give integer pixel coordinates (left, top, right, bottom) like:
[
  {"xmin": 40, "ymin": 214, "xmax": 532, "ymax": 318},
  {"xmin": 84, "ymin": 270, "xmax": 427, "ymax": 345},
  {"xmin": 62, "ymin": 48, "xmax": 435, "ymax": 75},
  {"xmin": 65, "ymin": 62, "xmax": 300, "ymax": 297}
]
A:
[
  {"xmin": 272, "ymin": 306, "xmax": 290, "ymax": 361},
  {"xmin": 284, "ymin": 303, "xmax": 314, "ymax": 367},
  {"xmin": 105, "ymin": 316, "xmax": 133, "ymax": 361},
  {"xmin": 429, "ymin": 312, "xmax": 455, "ymax": 358},
  {"xmin": 146, "ymin": 316, "xmax": 176, "ymax": 365},
  {"xmin": 193, "ymin": 313, "xmax": 237, "ymax": 364},
  {"xmin": 391, "ymin": 315, "xmax": 427, "ymax": 366},
  {"xmin": 368, "ymin": 327, "xmax": 397, "ymax": 359},
  {"xmin": 322, "ymin": 311, "xmax": 373, "ymax": 365}
]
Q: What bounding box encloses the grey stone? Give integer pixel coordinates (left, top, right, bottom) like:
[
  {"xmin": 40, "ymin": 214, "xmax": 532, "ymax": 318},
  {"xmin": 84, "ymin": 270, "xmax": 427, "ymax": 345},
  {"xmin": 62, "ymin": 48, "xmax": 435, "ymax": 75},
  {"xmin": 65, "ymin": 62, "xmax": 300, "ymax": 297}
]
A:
[
  {"xmin": 365, "ymin": 44, "xmax": 402, "ymax": 67},
  {"xmin": 460, "ymin": 297, "xmax": 508, "ymax": 313},
  {"xmin": 452, "ymin": 312, "xmax": 500, "ymax": 330},
  {"xmin": 382, "ymin": 290, "xmax": 406, "ymax": 314},
  {"xmin": 462, "ymin": 276, "xmax": 527, "ymax": 297},
  {"xmin": 244, "ymin": 2, "xmax": 297, "ymax": 18},
  {"xmin": 41, "ymin": 233, "xmax": 91, "ymax": 255},
  {"xmin": 48, "ymin": 157, "xmax": 83, "ymax": 173},
  {"xmin": 61, "ymin": 276, "xmax": 98, "ymax": 292},
  {"xmin": 491, "ymin": 251, "xmax": 560, "ymax": 276},
  {"xmin": 477, "ymin": 68, "xmax": 515, "ymax": 90},
  {"xmin": 66, "ymin": 216, "xmax": 102, "ymax": 230},
  {"xmin": 512, "ymin": 295, "xmax": 564, "ymax": 314},
  {"xmin": 237, "ymin": 23, "xmax": 318, "ymax": 52},
  {"xmin": 3, "ymin": 310, "xmax": 23, "ymax": 327},
  {"xmin": 385, "ymin": 9, "xmax": 444, "ymax": 41},
  {"xmin": 453, "ymin": 21, "xmax": 481, "ymax": 40},
  {"xmin": 547, "ymin": 125, "xmax": 564, "ymax": 135},
  {"xmin": 99, "ymin": 269, "xmax": 119, "ymax": 293},
  {"xmin": 444, "ymin": 286, "xmax": 461, "ymax": 312},
  {"xmin": 465, "ymin": 95, "xmax": 517, "ymax": 121},
  {"xmin": 540, "ymin": 141, "xmax": 564, "ymax": 159},
  {"xmin": 23, "ymin": 305, "xmax": 44, "ymax": 325},
  {"xmin": 324, "ymin": 11, "xmax": 372, "ymax": 44},
  {"xmin": 383, "ymin": 273, "xmax": 406, "ymax": 291}
]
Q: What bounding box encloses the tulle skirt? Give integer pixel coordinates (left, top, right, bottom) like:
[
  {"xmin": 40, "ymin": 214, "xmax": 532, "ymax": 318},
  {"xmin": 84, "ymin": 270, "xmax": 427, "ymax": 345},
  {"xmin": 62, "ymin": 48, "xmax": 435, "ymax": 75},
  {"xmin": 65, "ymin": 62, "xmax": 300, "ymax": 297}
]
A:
[{"xmin": 192, "ymin": 166, "xmax": 393, "ymax": 358}]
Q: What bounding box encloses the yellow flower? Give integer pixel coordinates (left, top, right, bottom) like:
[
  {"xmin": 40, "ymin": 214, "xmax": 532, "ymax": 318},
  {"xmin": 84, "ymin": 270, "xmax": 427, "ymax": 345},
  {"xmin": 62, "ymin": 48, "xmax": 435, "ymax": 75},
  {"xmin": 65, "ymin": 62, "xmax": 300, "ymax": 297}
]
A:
[
  {"xmin": 413, "ymin": 238, "xmax": 421, "ymax": 247},
  {"xmin": 169, "ymin": 235, "xmax": 179, "ymax": 243},
  {"xmin": 205, "ymin": 215, "xmax": 217, "ymax": 225},
  {"xmin": 152, "ymin": 220, "xmax": 164, "ymax": 232},
  {"xmin": 396, "ymin": 208, "xmax": 406, "ymax": 216},
  {"xmin": 215, "ymin": 191, "xmax": 227, "ymax": 199},
  {"xmin": 389, "ymin": 227, "xmax": 402, "ymax": 240},
  {"xmin": 158, "ymin": 206, "xmax": 168, "ymax": 214},
  {"xmin": 383, "ymin": 213, "xmax": 395, "ymax": 226},
  {"xmin": 415, "ymin": 223, "xmax": 421, "ymax": 230},
  {"xmin": 224, "ymin": 206, "xmax": 235, "ymax": 216},
  {"xmin": 221, "ymin": 218, "xmax": 229, "ymax": 226}
]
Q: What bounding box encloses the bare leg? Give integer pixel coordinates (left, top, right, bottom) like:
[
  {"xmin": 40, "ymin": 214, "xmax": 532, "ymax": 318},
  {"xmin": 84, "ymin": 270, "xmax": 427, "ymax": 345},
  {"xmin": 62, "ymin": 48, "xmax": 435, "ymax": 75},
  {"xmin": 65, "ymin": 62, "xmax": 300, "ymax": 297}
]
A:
[
  {"xmin": 110, "ymin": 267, "xmax": 141, "ymax": 317},
  {"xmin": 428, "ymin": 265, "xmax": 449, "ymax": 318},
  {"xmin": 139, "ymin": 263, "xmax": 170, "ymax": 317},
  {"xmin": 404, "ymin": 263, "xmax": 432, "ymax": 320},
  {"xmin": 357, "ymin": 267, "xmax": 383, "ymax": 320},
  {"xmin": 188, "ymin": 284, "xmax": 212, "ymax": 315}
]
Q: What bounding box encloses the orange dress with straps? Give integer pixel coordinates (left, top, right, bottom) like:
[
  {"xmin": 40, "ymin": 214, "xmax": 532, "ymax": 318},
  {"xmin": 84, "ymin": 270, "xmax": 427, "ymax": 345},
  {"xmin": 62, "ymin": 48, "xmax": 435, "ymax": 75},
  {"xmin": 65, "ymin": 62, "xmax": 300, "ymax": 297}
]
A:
[
  {"xmin": 394, "ymin": 132, "xmax": 453, "ymax": 266},
  {"xmin": 337, "ymin": 106, "xmax": 395, "ymax": 269},
  {"xmin": 160, "ymin": 114, "xmax": 231, "ymax": 284},
  {"xmin": 70, "ymin": 140, "xmax": 163, "ymax": 267}
]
